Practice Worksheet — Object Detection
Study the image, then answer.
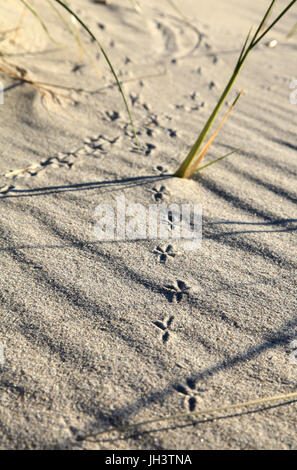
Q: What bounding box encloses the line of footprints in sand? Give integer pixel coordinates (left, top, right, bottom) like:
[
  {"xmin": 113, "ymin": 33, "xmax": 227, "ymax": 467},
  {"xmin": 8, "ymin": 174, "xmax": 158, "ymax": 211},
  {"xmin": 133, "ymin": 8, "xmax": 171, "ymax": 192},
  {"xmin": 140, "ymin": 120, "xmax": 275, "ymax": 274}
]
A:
[
  {"xmin": 152, "ymin": 302, "xmax": 207, "ymax": 410},
  {"xmin": 152, "ymin": 281, "xmax": 191, "ymax": 343},
  {"xmin": 152, "ymin": 280, "xmax": 199, "ymax": 411},
  {"xmin": 0, "ymin": 134, "xmax": 121, "ymax": 191},
  {"xmin": 1, "ymin": 119, "xmax": 197, "ymax": 410},
  {"xmin": 1, "ymin": 84, "xmax": 209, "ymax": 193},
  {"xmin": 150, "ymin": 183, "xmax": 199, "ymax": 410}
]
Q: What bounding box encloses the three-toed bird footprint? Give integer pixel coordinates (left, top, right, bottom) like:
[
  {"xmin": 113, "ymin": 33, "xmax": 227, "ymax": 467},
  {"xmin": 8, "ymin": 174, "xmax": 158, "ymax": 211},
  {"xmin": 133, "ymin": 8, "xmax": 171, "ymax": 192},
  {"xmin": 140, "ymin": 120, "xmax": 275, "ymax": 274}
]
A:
[
  {"xmin": 174, "ymin": 378, "xmax": 207, "ymax": 412},
  {"xmin": 154, "ymin": 245, "xmax": 177, "ymax": 264},
  {"xmin": 164, "ymin": 280, "xmax": 191, "ymax": 303},
  {"xmin": 153, "ymin": 315, "xmax": 175, "ymax": 344}
]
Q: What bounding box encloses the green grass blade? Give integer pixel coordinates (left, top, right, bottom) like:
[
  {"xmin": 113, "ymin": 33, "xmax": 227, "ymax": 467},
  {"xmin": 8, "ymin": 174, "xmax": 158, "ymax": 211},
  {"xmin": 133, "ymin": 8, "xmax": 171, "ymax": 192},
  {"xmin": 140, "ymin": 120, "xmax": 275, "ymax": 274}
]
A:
[
  {"xmin": 46, "ymin": 0, "xmax": 101, "ymax": 77},
  {"xmin": 20, "ymin": 0, "xmax": 58, "ymax": 44},
  {"xmin": 52, "ymin": 0, "xmax": 138, "ymax": 146},
  {"xmin": 249, "ymin": 0, "xmax": 276, "ymax": 47},
  {"xmin": 237, "ymin": 27, "xmax": 253, "ymax": 65},
  {"xmin": 193, "ymin": 148, "xmax": 242, "ymax": 174},
  {"xmin": 252, "ymin": 0, "xmax": 297, "ymax": 47},
  {"xmin": 174, "ymin": 63, "xmax": 243, "ymax": 178},
  {"xmin": 175, "ymin": 0, "xmax": 297, "ymax": 178},
  {"xmin": 46, "ymin": 0, "xmax": 79, "ymax": 41},
  {"xmin": 184, "ymin": 90, "xmax": 243, "ymax": 177}
]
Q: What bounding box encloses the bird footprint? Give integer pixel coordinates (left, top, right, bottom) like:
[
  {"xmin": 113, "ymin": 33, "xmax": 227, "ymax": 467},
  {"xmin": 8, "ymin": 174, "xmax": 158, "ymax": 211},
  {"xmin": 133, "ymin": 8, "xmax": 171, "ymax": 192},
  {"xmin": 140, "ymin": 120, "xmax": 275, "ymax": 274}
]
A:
[{"xmin": 153, "ymin": 316, "xmax": 175, "ymax": 344}]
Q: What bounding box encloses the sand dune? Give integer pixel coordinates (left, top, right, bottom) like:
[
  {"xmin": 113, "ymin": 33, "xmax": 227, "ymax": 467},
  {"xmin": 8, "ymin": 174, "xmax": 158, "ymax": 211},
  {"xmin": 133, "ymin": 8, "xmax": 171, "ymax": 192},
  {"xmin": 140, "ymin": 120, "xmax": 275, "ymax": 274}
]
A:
[{"xmin": 0, "ymin": 0, "xmax": 296, "ymax": 449}]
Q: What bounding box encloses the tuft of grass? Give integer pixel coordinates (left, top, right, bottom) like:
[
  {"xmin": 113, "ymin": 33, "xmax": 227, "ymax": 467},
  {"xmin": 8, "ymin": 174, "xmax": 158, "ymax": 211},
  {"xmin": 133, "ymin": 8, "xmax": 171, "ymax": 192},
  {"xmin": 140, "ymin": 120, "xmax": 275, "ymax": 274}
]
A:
[
  {"xmin": 175, "ymin": 0, "xmax": 297, "ymax": 178},
  {"xmin": 182, "ymin": 90, "xmax": 243, "ymax": 178}
]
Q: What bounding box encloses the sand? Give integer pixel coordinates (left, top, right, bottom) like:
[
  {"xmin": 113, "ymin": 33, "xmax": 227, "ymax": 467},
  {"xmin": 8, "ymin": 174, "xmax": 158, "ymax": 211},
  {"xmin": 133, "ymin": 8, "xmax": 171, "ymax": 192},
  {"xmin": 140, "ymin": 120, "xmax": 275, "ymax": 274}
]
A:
[{"xmin": 0, "ymin": 0, "xmax": 296, "ymax": 450}]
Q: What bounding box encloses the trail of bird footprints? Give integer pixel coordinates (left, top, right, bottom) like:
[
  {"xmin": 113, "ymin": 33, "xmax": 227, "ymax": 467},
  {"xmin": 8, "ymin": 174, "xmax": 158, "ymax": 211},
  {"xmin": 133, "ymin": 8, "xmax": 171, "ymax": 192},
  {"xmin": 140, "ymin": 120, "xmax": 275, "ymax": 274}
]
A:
[
  {"xmin": 149, "ymin": 176, "xmax": 197, "ymax": 411},
  {"xmin": 149, "ymin": 164, "xmax": 195, "ymax": 412},
  {"xmin": 4, "ymin": 153, "xmax": 77, "ymax": 180},
  {"xmin": 2, "ymin": 106, "xmax": 177, "ymax": 186},
  {"xmin": 2, "ymin": 133, "xmax": 121, "ymax": 182}
]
